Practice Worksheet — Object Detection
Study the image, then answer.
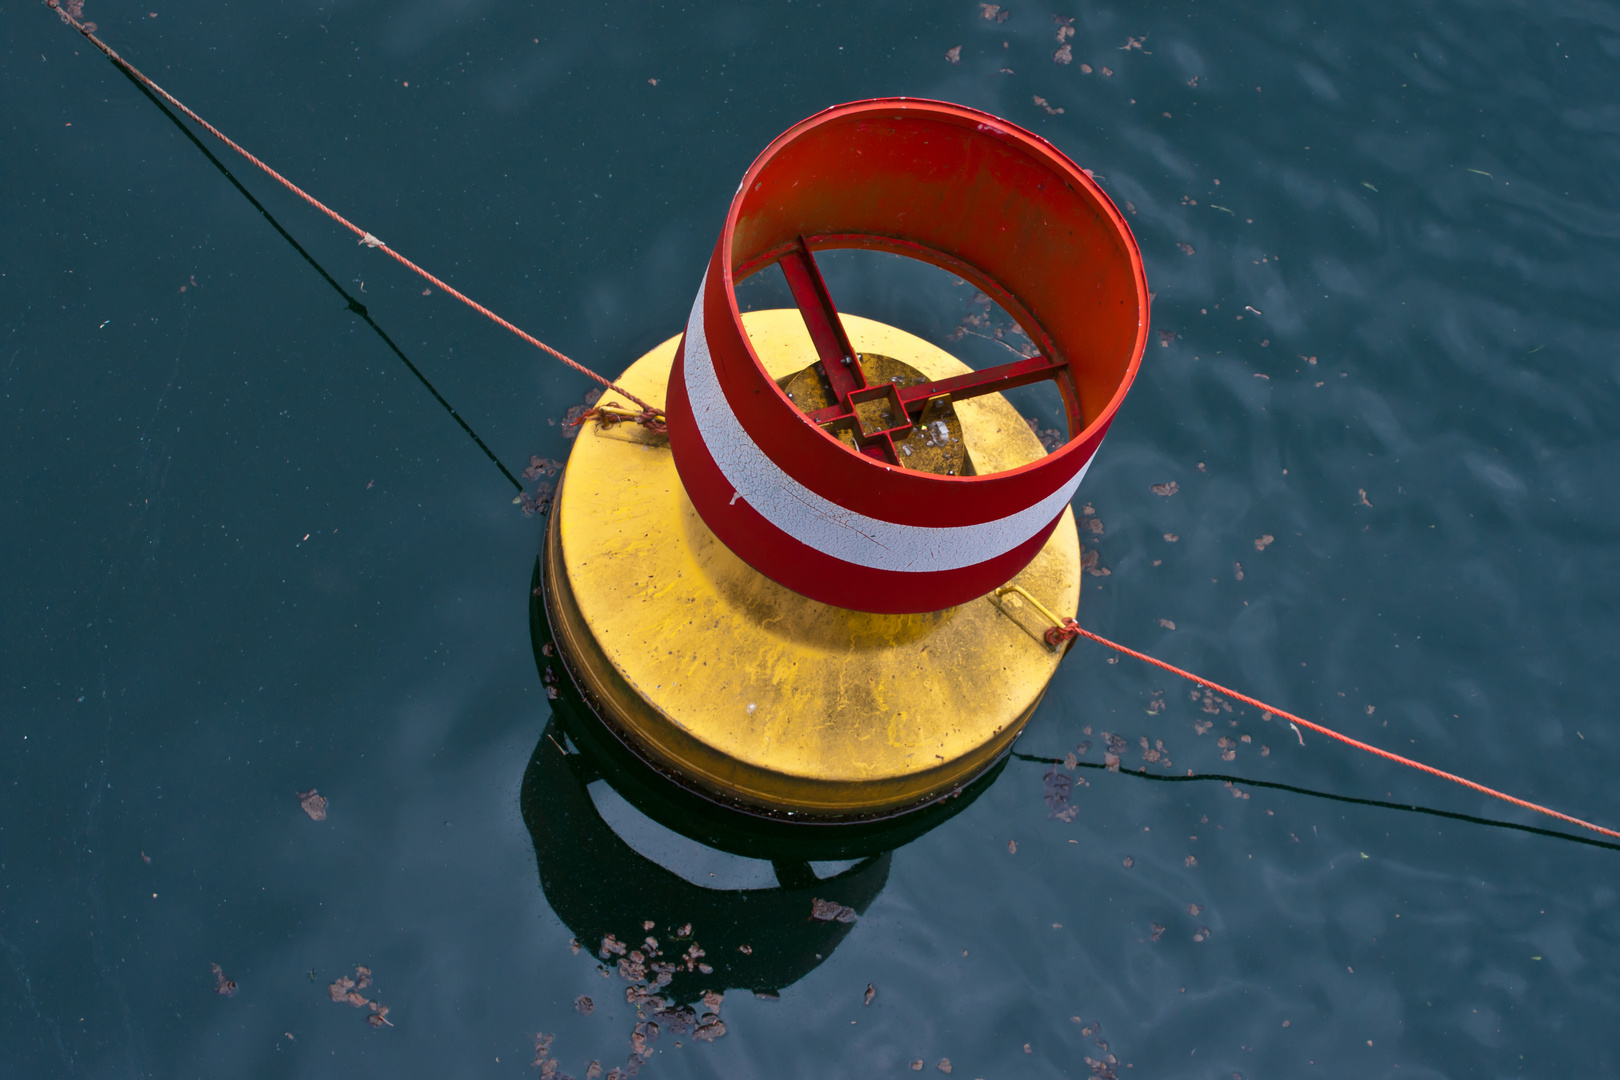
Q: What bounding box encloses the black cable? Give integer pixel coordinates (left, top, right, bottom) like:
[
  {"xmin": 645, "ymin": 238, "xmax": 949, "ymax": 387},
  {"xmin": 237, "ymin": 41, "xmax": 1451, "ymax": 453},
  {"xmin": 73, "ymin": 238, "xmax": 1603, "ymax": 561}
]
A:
[
  {"xmin": 112, "ymin": 63, "xmax": 523, "ymax": 492},
  {"xmin": 1013, "ymin": 752, "xmax": 1620, "ymax": 854}
]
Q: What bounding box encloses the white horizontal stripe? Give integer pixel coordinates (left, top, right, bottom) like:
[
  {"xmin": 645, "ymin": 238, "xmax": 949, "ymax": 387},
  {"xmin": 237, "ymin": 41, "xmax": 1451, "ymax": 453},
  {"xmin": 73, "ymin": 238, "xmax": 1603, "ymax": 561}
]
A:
[{"xmin": 682, "ymin": 275, "xmax": 1091, "ymax": 574}]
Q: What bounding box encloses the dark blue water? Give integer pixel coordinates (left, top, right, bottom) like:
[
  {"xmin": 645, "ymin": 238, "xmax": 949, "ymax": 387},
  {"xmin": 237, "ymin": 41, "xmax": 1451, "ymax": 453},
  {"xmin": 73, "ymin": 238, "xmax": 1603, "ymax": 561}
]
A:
[{"xmin": 6, "ymin": 1, "xmax": 1620, "ymax": 1076}]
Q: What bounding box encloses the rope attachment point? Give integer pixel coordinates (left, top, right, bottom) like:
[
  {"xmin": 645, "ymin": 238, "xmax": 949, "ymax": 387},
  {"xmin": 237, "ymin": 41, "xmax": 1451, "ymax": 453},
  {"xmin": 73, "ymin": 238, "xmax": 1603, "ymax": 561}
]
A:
[
  {"xmin": 566, "ymin": 401, "xmax": 669, "ymax": 436},
  {"xmin": 992, "ymin": 584, "xmax": 1080, "ymax": 652}
]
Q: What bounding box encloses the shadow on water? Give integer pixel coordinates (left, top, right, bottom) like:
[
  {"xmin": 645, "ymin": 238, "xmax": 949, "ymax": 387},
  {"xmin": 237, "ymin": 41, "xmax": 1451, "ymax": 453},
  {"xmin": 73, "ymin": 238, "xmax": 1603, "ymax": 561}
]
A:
[{"xmin": 521, "ymin": 556, "xmax": 1009, "ymax": 1009}]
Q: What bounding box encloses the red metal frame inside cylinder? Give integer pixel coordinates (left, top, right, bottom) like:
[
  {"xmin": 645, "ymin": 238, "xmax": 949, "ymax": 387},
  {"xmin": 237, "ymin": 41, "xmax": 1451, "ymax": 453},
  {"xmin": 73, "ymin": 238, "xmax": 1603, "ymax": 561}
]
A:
[{"xmin": 666, "ymin": 98, "xmax": 1149, "ymax": 613}]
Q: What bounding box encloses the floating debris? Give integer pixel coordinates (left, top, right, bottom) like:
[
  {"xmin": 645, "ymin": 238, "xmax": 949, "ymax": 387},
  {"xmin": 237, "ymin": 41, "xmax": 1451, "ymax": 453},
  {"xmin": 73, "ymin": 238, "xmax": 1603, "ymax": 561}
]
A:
[
  {"xmin": 1157, "ymin": 618, "xmax": 1176, "ymax": 631},
  {"xmin": 210, "ymin": 963, "xmax": 238, "ymax": 998},
  {"xmin": 1043, "ymin": 767, "xmax": 1079, "ymax": 821},
  {"xmin": 1053, "ymin": 44, "xmax": 1073, "ymax": 64},
  {"xmin": 296, "ymin": 789, "xmax": 328, "ymax": 821},
  {"xmin": 1149, "ymin": 923, "xmax": 1166, "ymax": 941},
  {"xmin": 810, "ymin": 898, "xmax": 858, "ymax": 923},
  {"xmin": 561, "ymin": 389, "xmax": 605, "ymax": 439},
  {"xmin": 1176, "ymin": 242, "xmax": 1196, "ymax": 256},
  {"xmin": 523, "ymin": 456, "xmax": 563, "ymax": 481},
  {"xmin": 1254, "ymin": 534, "xmax": 1275, "ymax": 551},
  {"xmin": 945, "ymin": 45, "xmax": 962, "ymax": 64},
  {"xmin": 1054, "ymin": 15, "xmax": 1075, "ymax": 41},
  {"xmin": 1150, "ymin": 481, "xmax": 1179, "ymax": 497},
  {"xmin": 327, "ymin": 965, "xmax": 392, "ymax": 1027},
  {"xmin": 939, "ymin": 1059, "xmax": 954, "ymax": 1074},
  {"xmin": 865, "ymin": 983, "xmax": 876, "ymax": 1006},
  {"xmin": 517, "ymin": 481, "xmax": 555, "ymax": 517},
  {"xmin": 1007, "ymin": 839, "xmax": 1018, "ymax": 854},
  {"xmin": 1033, "ymin": 94, "xmax": 1065, "ymax": 113},
  {"xmin": 575, "ymin": 995, "xmax": 595, "ymax": 1015},
  {"xmin": 978, "ymin": 3, "xmax": 1009, "ymax": 21}
]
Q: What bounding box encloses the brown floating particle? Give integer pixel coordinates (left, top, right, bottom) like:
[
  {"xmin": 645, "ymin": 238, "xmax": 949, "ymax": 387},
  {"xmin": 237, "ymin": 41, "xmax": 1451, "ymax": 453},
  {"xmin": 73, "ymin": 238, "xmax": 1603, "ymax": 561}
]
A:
[
  {"xmin": 1177, "ymin": 242, "xmax": 1196, "ymax": 256},
  {"xmin": 210, "ymin": 963, "xmax": 238, "ymax": 998},
  {"xmin": 1149, "ymin": 923, "xmax": 1166, "ymax": 941},
  {"xmin": 1054, "ymin": 15, "xmax": 1075, "ymax": 40},
  {"xmin": 1189, "ymin": 903, "xmax": 1204, "ymax": 916},
  {"xmin": 911, "ymin": 1060, "xmax": 925, "ymax": 1071},
  {"xmin": 328, "ymin": 976, "xmax": 354, "ymax": 1002},
  {"xmin": 1163, "ymin": 533, "xmax": 1178, "ymax": 543},
  {"xmin": 297, "ymin": 789, "xmax": 328, "ymax": 821},
  {"xmin": 1033, "ymin": 94, "xmax": 1065, "ymax": 114},
  {"xmin": 978, "ymin": 2, "xmax": 1009, "ymax": 21},
  {"xmin": 738, "ymin": 944, "xmax": 752, "ymax": 955},
  {"xmin": 1100, "ymin": 66, "xmax": 1113, "ymax": 76},
  {"xmin": 1151, "ymin": 481, "xmax": 1179, "ymax": 496},
  {"xmin": 1234, "ymin": 562, "xmax": 1244, "ymax": 581},
  {"xmin": 1081, "ymin": 63, "xmax": 1094, "ymax": 74},
  {"xmin": 1185, "ymin": 855, "xmax": 1198, "ymax": 867},
  {"xmin": 576, "ymin": 995, "xmax": 595, "ymax": 1015},
  {"xmin": 677, "ymin": 923, "xmax": 692, "ymax": 936},
  {"xmin": 1254, "ymin": 534, "xmax": 1275, "ymax": 551},
  {"xmin": 1158, "ymin": 618, "xmax": 1176, "ymax": 630},
  {"xmin": 693, "ymin": 1020, "xmax": 727, "ymax": 1042},
  {"xmin": 864, "ymin": 983, "xmax": 876, "ymax": 1006},
  {"xmin": 1008, "ymin": 839, "xmax": 1018, "ymax": 854},
  {"xmin": 945, "ymin": 45, "xmax": 962, "ymax": 64},
  {"xmin": 810, "ymin": 898, "xmax": 858, "ymax": 923},
  {"xmin": 1122, "ymin": 856, "xmax": 1134, "ymax": 868},
  {"xmin": 1053, "ymin": 44, "xmax": 1073, "ymax": 64},
  {"xmin": 939, "ymin": 1059, "xmax": 954, "ymax": 1073}
]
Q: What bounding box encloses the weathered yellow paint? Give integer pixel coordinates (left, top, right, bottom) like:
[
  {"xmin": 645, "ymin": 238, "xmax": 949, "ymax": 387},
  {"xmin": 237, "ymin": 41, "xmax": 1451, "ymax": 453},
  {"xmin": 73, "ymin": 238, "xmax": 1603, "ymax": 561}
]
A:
[{"xmin": 545, "ymin": 310, "xmax": 1080, "ymax": 818}]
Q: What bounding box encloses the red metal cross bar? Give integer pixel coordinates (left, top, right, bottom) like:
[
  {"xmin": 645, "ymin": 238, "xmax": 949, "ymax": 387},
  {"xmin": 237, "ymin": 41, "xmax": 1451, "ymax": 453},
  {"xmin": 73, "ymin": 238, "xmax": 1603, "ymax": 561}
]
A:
[{"xmin": 776, "ymin": 239, "xmax": 1080, "ymax": 466}]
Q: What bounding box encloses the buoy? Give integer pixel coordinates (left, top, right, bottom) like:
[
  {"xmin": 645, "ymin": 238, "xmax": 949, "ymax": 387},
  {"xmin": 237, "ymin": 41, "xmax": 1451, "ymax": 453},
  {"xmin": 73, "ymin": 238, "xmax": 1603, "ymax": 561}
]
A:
[{"xmin": 540, "ymin": 99, "xmax": 1146, "ymax": 823}]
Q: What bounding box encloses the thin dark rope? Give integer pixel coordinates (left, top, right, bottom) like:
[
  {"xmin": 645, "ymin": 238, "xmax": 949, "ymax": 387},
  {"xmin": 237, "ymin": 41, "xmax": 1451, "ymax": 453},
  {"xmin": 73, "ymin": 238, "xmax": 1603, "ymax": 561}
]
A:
[
  {"xmin": 110, "ymin": 61, "xmax": 522, "ymax": 491},
  {"xmin": 1012, "ymin": 752, "xmax": 1620, "ymax": 854}
]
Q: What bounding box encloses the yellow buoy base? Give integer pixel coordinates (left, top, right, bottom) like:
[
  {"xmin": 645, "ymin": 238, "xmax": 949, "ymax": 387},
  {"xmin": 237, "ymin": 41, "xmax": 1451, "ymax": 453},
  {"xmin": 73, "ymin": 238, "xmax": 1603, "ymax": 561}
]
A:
[{"xmin": 545, "ymin": 310, "xmax": 1080, "ymax": 819}]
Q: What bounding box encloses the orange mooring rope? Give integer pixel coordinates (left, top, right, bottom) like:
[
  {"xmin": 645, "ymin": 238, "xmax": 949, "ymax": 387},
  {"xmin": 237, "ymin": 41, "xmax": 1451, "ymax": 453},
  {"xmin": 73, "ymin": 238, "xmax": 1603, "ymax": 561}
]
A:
[
  {"xmin": 1045, "ymin": 620, "xmax": 1620, "ymax": 841},
  {"xmin": 44, "ymin": 0, "xmax": 664, "ymax": 429}
]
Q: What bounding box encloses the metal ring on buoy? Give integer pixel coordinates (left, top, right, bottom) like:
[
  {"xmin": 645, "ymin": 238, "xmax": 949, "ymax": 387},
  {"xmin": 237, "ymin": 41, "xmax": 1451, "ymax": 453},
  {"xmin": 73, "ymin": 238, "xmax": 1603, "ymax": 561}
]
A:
[{"xmin": 666, "ymin": 98, "xmax": 1148, "ymax": 613}]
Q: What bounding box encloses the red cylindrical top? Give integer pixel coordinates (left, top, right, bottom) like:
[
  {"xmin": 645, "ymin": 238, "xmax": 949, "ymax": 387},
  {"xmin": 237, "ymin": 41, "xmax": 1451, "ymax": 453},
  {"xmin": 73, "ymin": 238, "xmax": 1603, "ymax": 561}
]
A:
[{"xmin": 665, "ymin": 98, "xmax": 1148, "ymax": 613}]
